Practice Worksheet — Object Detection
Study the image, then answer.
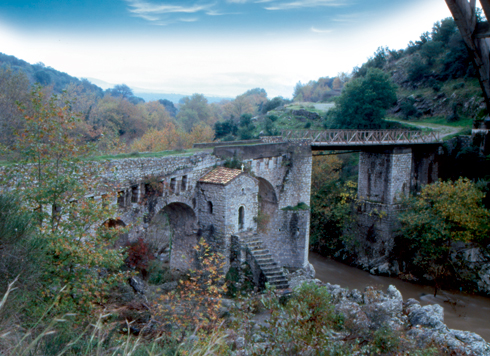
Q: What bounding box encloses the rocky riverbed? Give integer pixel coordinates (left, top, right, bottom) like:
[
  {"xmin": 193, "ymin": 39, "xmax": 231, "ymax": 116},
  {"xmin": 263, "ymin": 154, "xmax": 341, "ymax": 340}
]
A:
[{"xmin": 280, "ymin": 269, "xmax": 490, "ymax": 356}]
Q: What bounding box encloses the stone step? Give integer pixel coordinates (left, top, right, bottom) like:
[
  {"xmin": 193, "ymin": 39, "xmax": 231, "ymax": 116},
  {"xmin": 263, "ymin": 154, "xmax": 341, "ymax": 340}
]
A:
[
  {"xmin": 253, "ymin": 252, "xmax": 272, "ymax": 258},
  {"xmin": 261, "ymin": 266, "xmax": 282, "ymax": 273},
  {"xmin": 266, "ymin": 275, "xmax": 288, "ymax": 281},
  {"xmin": 264, "ymin": 271, "xmax": 284, "ymax": 277},
  {"xmin": 255, "ymin": 259, "xmax": 276, "ymax": 266}
]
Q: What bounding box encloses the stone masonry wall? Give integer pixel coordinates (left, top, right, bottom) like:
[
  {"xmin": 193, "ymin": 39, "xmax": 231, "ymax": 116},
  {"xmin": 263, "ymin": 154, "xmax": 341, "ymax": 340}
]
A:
[
  {"xmin": 224, "ymin": 175, "xmax": 259, "ymax": 237},
  {"xmin": 214, "ymin": 142, "xmax": 312, "ymax": 269},
  {"xmin": 358, "ymin": 148, "xmax": 412, "ymax": 205}
]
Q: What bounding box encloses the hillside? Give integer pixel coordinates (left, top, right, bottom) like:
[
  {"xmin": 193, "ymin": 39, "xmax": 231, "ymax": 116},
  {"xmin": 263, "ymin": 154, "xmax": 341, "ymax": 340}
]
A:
[{"xmin": 285, "ymin": 17, "xmax": 483, "ymax": 133}]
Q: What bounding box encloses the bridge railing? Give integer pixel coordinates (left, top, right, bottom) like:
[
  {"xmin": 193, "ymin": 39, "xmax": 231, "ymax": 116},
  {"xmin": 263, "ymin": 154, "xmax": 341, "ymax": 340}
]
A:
[{"xmin": 280, "ymin": 129, "xmax": 440, "ymax": 145}]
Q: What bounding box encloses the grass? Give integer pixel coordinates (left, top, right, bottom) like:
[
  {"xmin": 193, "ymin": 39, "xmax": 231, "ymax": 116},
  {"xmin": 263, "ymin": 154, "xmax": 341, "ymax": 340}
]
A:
[
  {"xmin": 385, "ymin": 115, "xmax": 471, "ymax": 139},
  {"xmin": 409, "ymin": 115, "xmax": 473, "ymax": 128},
  {"xmin": 0, "ymin": 148, "xmax": 212, "ymax": 166},
  {"xmin": 86, "ymin": 148, "xmax": 209, "ymax": 161}
]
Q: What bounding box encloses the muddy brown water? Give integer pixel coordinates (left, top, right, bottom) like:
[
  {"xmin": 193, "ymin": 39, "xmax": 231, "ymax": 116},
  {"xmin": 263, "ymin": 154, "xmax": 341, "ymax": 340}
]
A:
[{"xmin": 309, "ymin": 252, "xmax": 490, "ymax": 342}]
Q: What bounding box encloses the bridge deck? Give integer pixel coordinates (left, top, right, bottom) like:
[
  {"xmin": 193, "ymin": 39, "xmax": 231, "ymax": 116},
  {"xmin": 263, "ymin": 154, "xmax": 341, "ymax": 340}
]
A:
[{"xmin": 281, "ymin": 129, "xmax": 441, "ymax": 149}]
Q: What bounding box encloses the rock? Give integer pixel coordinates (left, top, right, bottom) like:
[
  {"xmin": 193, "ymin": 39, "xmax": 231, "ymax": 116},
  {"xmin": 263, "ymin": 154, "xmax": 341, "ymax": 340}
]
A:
[
  {"xmin": 349, "ymin": 289, "xmax": 363, "ymax": 304},
  {"xmin": 478, "ymin": 263, "xmax": 490, "ymax": 294},
  {"xmin": 463, "ymin": 247, "xmax": 485, "ymax": 263},
  {"xmin": 377, "ymin": 262, "xmax": 391, "ymax": 275},
  {"xmin": 291, "ymin": 109, "xmax": 321, "ymax": 121},
  {"xmin": 159, "ymin": 281, "xmax": 178, "ymax": 293},
  {"xmin": 409, "ymin": 304, "xmax": 445, "ymax": 330},
  {"xmin": 129, "ymin": 276, "xmax": 146, "ymax": 294},
  {"xmin": 335, "ymin": 301, "xmax": 370, "ymax": 330},
  {"xmin": 447, "ymin": 329, "xmax": 490, "ymax": 355},
  {"xmin": 303, "ymin": 262, "xmax": 316, "ymax": 278},
  {"xmin": 362, "ymin": 285, "xmax": 404, "ymax": 328}
]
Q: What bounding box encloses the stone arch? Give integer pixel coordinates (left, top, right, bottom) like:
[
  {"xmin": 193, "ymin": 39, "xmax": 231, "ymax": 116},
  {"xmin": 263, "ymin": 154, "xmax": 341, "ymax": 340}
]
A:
[
  {"xmin": 147, "ymin": 202, "xmax": 198, "ymax": 271},
  {"xmin": 100, "ymin": 218, "xmax": 128, "ymax": 248},
  {"xmin": 257, "ymin": 177, "xmax": 278, "ymax": 231}
]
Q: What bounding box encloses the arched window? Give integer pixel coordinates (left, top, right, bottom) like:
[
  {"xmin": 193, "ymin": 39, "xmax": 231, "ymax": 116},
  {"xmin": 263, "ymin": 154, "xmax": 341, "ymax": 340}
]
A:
[
  {"xmin": 208, "ymin": 201, "xmax": 213, "ymax": 214},
  {"xmin": 238, "ymin": 206, "xmax": 245, "ymax": 230}
]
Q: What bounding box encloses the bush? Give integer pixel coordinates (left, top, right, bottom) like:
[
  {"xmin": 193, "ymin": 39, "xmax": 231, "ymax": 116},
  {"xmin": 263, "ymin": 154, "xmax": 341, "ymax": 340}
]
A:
[
  {"xmin": 397, "ymin": 178, "xmax": 490, "ymax": 294},
  {"xmin": 126, "ymin": 238, "xmax": 155, "ymax": 275},
  {"xmin": 400, "ymin": 97, "xmax": 422, "ymax": 120}
]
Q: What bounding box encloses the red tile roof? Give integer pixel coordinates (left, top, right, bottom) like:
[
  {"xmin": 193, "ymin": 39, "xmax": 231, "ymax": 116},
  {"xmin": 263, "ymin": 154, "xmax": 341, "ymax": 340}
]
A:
[{"xmin": 199, "ymin": 167, "xmax": 243, "ymax": 185}]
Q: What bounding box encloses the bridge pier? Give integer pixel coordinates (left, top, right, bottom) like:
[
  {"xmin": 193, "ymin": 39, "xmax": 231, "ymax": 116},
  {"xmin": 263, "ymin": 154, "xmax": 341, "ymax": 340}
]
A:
[
  {"xmin": 358, "ymin": 147, "xmax": 412, "ymax": 204},
  {"xmin": 355, "ymin": 146, "xmax": 440, "ymax": 273}
]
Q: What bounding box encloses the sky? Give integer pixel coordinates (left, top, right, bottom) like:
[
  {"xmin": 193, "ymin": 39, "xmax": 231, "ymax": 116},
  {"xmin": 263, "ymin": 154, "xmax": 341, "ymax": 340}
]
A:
[{"xmin": 0, "ymin": 0, "xmax": 453, "ymax": 98}]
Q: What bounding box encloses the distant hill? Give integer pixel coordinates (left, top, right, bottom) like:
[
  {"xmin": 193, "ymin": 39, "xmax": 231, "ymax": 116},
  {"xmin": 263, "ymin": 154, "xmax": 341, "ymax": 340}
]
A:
[
  {"xmin": 0, "ymin": 53, "xmax": 233, "ymax": 104},
  {"xmin": 132, "ymin": 91, "xmax": 232, "ymax": 104},
  {"xmin": 0, "ymin": 52, "xmax": 103, "ymax": 96}
]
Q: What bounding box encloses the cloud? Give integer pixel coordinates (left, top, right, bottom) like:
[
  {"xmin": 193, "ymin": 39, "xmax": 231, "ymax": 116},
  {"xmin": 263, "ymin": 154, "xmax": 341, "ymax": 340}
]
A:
[
  {"xmin": 179, "ymin": 17, "xmax": 199, "ymax": 22},
  {"xmin": 332, "ymin": 12, "xmax": 362, "ymax": 22},
  {"xmin": 206, "ymin": 9, "xmax": 242, "ymax": 16},
  {"xmin": 226, "ymin": 0, "xmax": 249, "ymax": 3},
  {"xmin": 311, "ymin": 27, "xmax": 332, "ymax": 33},
  {"xmin": 264, "ymin": 0, "xmax": 344, "ymax": 11},
  {"xmin": 124, "ymin": 0, "xmax": 213, "ymax": 22}
]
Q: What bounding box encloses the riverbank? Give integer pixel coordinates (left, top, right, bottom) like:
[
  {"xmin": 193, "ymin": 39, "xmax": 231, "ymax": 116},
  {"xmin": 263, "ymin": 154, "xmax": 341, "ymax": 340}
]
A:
[{"xmin": 310, "ymin": 252, "xmax": 490, "ymax": 342}]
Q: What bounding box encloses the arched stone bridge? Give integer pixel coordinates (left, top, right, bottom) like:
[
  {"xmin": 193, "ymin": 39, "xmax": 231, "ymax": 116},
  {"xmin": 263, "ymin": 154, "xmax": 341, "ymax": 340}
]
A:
[{"xmin": 93, "ymin": 130, "xmax": 442, "ymax": 288}]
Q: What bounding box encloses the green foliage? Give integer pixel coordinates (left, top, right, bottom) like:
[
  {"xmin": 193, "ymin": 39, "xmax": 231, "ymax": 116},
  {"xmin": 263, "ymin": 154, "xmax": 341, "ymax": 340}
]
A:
[
  {"xmin": 407, "ymin": 55, "xmax": 431, "ymax": 82},
  {"xmin": 223, "ymin": 153, "xmax": 243, "ymax": 169},
  {"xmin": 1, "ymin": 86, "xmax": 128, "ymax": 317},
  {"xmin": 326, "ymin": 68, "xmax": 397, "ymax": 129},
  {"xmin": 214, "ymin": 118, "xmax": 238, "ymax": 140},
  {"xmin": 371, "ymin": 324, "xmax": 401, "ymax": 354},
  {"xmin": 293, "ymin": 76, "xmax": 341, "ymax": 103},
  {"xmin": 281, "ymin": 202, "xmax": 309, "ymax": 211},
  {"xmin": 310, "ymin": 155, "xmax": 358, "ymax": 255},
  {"xmin": 147, "ymin": 260, "xmax": 172, "ymax": 285},
  {"xmin": 0, "ymin": 194, "xmax": 42, "ymax": 295},
  {"xmin": 261, "ymin": 96, "xmax": 285, "ymax": 113},
  {"xmin": 400, "ymin": 97, "xmax": 422, "ymax": 120},
  {"xmin": 237, "ymin": 113, "xmax": 256, "ymax": 140},
  {"xmin": 177, "ymin": 94, "xmax": 213, "ymax": 132},
  {"xmin": 397, "ymin": 178, "xmax": 490, "ymax": 293},
  {"xmin": 255, "ymin": 282, "xmax": 342, "ymax": 354}
]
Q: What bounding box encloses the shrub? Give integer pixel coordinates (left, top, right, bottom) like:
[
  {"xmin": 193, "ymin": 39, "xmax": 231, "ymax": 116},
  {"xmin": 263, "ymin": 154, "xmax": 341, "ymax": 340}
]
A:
[{"xmin": 126, "ymin": 238, "xmax": 155, "ymax": 274}]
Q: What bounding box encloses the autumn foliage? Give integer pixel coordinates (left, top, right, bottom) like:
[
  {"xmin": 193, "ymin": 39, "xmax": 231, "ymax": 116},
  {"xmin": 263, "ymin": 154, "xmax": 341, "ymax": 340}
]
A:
[
  {"xmin": 153, "ymin": 238, "xmax": 227, "ymax": 334},
  {"xmin": 398, "ymin": 178, "xmax": 490, "ymax": 293}
]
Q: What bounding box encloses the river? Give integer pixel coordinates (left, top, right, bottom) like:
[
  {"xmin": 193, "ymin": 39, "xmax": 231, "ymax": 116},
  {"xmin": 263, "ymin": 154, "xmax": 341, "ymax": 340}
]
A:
[{"xmin": 310, "ymin": 252, "xmax": 490, "ymax": 342}]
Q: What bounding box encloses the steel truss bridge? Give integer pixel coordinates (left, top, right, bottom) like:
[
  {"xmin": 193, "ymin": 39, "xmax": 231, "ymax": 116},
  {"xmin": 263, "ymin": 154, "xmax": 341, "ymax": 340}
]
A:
[{"xmin": 280, "ymin": 129, "xmax": 441, "ymax": 149}]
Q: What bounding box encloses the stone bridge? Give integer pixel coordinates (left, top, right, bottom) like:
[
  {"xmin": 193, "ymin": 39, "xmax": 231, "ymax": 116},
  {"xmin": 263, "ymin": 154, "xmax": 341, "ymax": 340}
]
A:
[{"xmin": 92, "ymin": 129, "xmax": 441, "ymax": 287}]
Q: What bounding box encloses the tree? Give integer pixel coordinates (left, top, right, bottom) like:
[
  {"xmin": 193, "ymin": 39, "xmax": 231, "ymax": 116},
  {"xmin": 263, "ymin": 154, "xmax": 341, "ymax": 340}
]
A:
[
  {"xmin": 0, "ymin": 67, "xmax": 30, "ymax": 150},
  {"xmin": 397, "ymin": 178, "xmax": 490, "ymax": 295},
  {"xmin": 177, "ymin": 94, "xmax": 212, "ymax": 132},
  {"xmin": 106, "ymin": 84, "xmax": 133, "ymax": 99},
  {"xmin": 237, "ymin": 113, "xmax": 255, "ymax": 140},
  {"xmin": 141, "ymin": 100, "xmax": 173, "ymax": 130},
  {"xmin": 310, "ymin": 155, "xmax": 357, "ymax": 255},
  {"xmin": 158, "ymin": 98, "xmax": 177, "ymax": 117},
  {"xmin": 326, "ymin": 68, "xmax": 397, "ymax": 129},
  {"xmin": 214, "ymin": 119, "xmax": 238, "ymax": 140},
  {"xmin": 1, "ymin": 86, "xmax": 128, "ymax": 316}
]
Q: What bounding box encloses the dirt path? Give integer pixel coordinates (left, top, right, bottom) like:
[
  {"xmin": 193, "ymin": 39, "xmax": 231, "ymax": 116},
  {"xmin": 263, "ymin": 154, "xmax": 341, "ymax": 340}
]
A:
[{"xmin": 386, "ymin": 119, "xmax": 467, "ymax": 139}]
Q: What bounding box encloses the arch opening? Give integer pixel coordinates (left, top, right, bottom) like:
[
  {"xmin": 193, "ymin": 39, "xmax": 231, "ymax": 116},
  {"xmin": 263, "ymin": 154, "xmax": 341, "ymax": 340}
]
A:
[
  {"xmin": 100, "ymin": 218, "xmax": 128, "ymax": 248},
  {"xmin": 147, "ymin": 202, "xmax": 198, "ymax": 271},
  {"xmin": 257, "ymin": 177, "xmax": 278, "ymax": 232},
  {"xmin": 238, "ymin": 206, "xmax": 245, "ymax": 230}
]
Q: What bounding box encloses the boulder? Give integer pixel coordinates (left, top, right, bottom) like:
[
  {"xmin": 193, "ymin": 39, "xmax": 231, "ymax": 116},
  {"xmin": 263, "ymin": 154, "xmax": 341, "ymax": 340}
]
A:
[{"xmin": 409, "ymin": 304, "xmax": 445, "ymax": 330}]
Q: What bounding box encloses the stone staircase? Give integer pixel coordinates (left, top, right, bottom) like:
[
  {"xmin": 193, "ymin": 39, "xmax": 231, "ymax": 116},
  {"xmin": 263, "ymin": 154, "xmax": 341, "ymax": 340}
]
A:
[{"xmin": 239, "ymin": 233, "xmax": 289, "ymax": 290}]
